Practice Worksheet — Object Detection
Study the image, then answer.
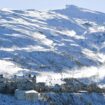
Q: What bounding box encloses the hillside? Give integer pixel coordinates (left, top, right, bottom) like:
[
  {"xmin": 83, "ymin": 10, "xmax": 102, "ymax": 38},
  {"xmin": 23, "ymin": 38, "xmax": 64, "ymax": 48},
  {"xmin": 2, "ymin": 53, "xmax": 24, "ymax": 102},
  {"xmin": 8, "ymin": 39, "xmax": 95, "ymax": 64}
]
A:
[
  {"xmin": 0, "ymin": 5, "xmax": 105, "ymax": 105},
  {"xmin": 0, "ymin": 5, "xmax": 105, "ymax": 84}
]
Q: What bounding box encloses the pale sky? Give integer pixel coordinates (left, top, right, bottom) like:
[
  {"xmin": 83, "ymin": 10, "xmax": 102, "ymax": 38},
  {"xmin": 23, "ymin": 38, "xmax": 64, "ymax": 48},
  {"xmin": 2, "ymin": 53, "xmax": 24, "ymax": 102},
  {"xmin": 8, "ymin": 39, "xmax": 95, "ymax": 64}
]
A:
[{"xmin": 0, "ymin": 0, "xmax": 105, "ymax": 13}]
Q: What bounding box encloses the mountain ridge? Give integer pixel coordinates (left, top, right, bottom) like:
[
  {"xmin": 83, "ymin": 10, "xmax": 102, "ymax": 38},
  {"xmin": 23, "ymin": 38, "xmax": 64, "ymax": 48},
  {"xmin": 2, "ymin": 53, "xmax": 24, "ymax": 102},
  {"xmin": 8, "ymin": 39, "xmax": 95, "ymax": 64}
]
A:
[{"xmin": 0, "ymin": 5, "xmax": 105, "ymax": 78}]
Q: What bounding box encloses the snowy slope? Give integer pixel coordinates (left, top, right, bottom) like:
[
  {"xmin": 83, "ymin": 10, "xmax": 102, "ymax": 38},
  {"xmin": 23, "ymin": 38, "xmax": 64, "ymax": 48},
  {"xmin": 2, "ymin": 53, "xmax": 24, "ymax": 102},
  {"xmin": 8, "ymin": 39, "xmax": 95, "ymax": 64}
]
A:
[
  {"xmin": 1, "ymin": 5, "xmax": 105, "ymax": 105},
  {"xmin": 1, "ymin": 93, "xmax": 105, "ymax": 105},
  {"xmin": 0, "ymin": 5, "xmax": 105, "ymax": 84}
]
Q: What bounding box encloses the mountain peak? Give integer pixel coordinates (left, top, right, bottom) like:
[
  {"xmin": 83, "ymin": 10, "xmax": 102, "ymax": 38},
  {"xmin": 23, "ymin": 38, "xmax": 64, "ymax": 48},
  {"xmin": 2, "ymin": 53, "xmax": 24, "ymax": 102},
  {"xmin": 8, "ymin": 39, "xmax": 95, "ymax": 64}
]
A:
[
  {"xmin": 66, "ymin": 5, "xmax": 79, "ymax": 9},
  {"xmin": 0, "ymin": 5, "xmax": 105, "ymax": 77}
]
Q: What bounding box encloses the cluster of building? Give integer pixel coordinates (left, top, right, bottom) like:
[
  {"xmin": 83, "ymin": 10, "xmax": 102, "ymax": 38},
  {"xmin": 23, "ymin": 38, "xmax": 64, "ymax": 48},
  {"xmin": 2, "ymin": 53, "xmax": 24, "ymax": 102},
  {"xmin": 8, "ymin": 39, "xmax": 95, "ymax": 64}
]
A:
[{"xmin": 0, "ymin": 74, "xmax": 105, "ymax": 102}]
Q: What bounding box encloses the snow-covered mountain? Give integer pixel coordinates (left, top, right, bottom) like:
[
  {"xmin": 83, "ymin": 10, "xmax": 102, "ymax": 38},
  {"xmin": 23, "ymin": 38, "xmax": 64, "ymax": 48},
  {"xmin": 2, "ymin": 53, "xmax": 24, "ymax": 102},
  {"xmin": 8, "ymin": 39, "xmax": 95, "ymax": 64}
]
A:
[
  {"xmin": 0, "ymin": 5, "xmax": 105, "ymax": 83},
  {"xmin": 1, "ymin": 5, "xmax": 105, "ymax": 105}
]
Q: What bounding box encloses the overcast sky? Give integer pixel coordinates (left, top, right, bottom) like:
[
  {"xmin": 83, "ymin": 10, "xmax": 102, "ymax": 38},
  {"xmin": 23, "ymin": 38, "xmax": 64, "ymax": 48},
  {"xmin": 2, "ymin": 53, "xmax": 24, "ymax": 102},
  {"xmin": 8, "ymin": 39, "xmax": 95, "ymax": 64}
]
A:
[{"xmin": 0, "ymin": 0, "xmax": 105, "ymax": 13}]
